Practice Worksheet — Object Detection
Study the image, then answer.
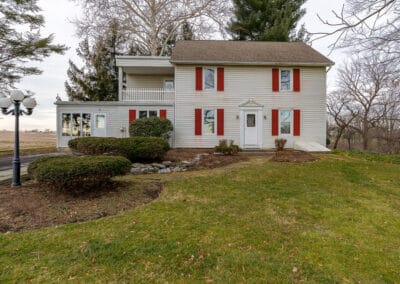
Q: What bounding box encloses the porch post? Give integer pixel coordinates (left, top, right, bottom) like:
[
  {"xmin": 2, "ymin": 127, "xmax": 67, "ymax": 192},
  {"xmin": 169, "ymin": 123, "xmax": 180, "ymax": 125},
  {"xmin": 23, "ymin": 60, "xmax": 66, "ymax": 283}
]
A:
[{"xmin": 118, "ymin": 67, "xmax": 123, "ymax": 101}]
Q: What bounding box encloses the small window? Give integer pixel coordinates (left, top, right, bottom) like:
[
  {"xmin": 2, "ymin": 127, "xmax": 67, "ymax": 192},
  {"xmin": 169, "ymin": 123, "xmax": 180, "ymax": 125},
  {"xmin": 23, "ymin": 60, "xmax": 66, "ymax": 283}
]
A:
[
  {"xmin": 95, "ymin": 114, "xmax": 105, "ymax": 129},
  {"xmin": 139, "ymin": 111, "xmax": 148, "ymax": 118},
  {"xmin": 164, "ymin": 80, "xmax": 174, "ymax": 91},
  {"xmin": 280, "ymin": 70, "xmax": 291, "ymax": 91},
  {"xmin": 204, "ymin": 68, "xmax": 215, "ymax": 90},
  {"xmin": 62, "ymin": 114, "xmax": 71, "ymax": 136},
  {"xmin": 280, "ymin": 110, "xmax": 292, "ymax": 135},
  {"xmin": 247, "ymin": 114, "xmax": 256, "ymax": 127},
  {"xmin": 149, "ymin": 110, "xmax": 158, "ymax": 117},
  {"xmin": 203, "ymin": 109, "xmax": 215, "ymax": 134}
]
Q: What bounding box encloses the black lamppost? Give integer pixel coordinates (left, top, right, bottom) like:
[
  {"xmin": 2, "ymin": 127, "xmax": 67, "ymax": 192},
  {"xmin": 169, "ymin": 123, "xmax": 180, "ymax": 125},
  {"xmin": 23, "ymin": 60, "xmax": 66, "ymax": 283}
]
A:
[{"xmin": 0, "ymin": 90, "xmax": 37, "ymax": 187}]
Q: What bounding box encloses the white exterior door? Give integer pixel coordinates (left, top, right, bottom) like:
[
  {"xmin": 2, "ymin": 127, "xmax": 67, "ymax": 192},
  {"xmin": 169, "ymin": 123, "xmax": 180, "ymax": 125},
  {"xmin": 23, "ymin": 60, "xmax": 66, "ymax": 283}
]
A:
[
  {"xmin": 244, "ymin": 112, "xmax": 258, "ymax": 145},
  {"xmin": 93, "ymin": 113, "xmax": 107, "ymax": 137},
  {"xmin": 240, "ymin": 108, "xmax": 263, "ymax": 149}
]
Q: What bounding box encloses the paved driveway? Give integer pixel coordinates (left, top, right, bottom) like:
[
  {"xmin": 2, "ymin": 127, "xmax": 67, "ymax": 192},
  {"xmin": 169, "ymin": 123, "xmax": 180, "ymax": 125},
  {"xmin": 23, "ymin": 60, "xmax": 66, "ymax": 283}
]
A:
[{"xmin": 0, "ymin": 153, "xmax": 69, "ymax": 182}]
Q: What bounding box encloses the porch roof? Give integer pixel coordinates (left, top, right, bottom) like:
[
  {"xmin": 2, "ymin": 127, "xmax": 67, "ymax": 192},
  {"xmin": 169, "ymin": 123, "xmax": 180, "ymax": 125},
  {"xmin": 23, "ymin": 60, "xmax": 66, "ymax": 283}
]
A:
[{"xmin": 116, "ymin": 56, "xmax": 174, "ymax": 75}]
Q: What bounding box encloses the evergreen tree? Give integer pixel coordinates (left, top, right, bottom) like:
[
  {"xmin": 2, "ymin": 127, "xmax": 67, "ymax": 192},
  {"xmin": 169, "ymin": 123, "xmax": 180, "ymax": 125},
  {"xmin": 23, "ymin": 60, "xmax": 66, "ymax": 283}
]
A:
[
  {"xmin": 0, "ymin": 0, "xmax": 66, "ymax": 90},
  {"xmin": 65, "ymin": 20, "xmax": 123, "ymax": 101},
  {"xmin": 228, "ymin": 0, "xmax": 307, "ymax": 42}
]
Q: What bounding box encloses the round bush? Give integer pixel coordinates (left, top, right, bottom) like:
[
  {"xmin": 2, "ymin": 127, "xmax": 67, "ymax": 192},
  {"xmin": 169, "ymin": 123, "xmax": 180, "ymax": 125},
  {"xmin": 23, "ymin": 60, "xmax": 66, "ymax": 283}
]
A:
[
  {"xmin": 28, "ymin": 155, "xmax": 131, "ymax": 193},
  {"xmin": 129, "ymin": 117, "xmax": 173, "ymax": 139},
  {"xmin": 68, "ymin": 137, "xmax": 170, "ymax": 162}
]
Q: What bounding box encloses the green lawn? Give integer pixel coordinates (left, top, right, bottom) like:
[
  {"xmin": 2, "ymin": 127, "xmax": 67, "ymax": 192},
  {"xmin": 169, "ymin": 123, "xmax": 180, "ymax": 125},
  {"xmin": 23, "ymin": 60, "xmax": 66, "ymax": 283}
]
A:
[{"xmin": 1, "ymin": 153, "xmax": 400, "ymax": 282}]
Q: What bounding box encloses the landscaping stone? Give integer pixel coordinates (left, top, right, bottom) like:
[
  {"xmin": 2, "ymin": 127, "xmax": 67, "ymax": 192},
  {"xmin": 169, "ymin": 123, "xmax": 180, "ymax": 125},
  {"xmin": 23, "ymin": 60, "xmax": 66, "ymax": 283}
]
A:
[
  {"xmin": 152, "ymin": 163, "xmax": 166, "ymax": 169},
  {"xmin": 130, "ymin": 167, "xmax": 141, "ymax": 174},
  {"xmin": 158, "ymin": 168, "xmax": 171, "ymax": 174},
  {"xmin": 130, "ymin": 153, "xmax": 209, "ymax": 175}
]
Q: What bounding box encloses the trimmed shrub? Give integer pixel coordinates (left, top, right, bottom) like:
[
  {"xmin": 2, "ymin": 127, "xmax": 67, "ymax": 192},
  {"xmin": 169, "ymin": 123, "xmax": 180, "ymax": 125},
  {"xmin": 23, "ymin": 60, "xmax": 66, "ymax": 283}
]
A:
[
  {"xmin": 68, "ymin": 137, "xmax": 170, "ymax": 162},
  {"xmin": 275, "ymin": 138, "xmax": 287, "ymax": 151},
  {"xmin": 129, "ymin": 117, "xmax": 173, "ymax": 139},
  {"xmin": 28, "ymin": 155, "xmax": 131, "ymax": 193},
  {"xmin": 215, "ymin": 139, "xmax": 240, "ymax": 155}
]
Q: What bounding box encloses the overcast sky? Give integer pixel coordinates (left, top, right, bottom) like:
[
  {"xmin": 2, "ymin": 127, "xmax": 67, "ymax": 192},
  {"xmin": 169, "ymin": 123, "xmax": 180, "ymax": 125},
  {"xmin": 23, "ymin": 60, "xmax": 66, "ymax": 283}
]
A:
[{"xmin": 0, "ymin": 0, "xmax": 345, "ymax": 131}]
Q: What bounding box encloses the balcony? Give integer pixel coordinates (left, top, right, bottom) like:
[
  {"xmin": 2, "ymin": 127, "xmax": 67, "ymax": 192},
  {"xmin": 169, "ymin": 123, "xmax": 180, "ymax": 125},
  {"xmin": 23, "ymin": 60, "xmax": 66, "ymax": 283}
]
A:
[{"xmin": 121, "ymin": 88, "xmax": 175, "ymax": 103}]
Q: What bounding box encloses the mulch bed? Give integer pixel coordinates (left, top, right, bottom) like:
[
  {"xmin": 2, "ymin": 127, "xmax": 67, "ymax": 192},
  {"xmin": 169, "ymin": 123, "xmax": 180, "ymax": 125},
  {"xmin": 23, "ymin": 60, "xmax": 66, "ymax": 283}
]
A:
[
  {"xmin": 0, "ymin": 149, "xmax": 248, "ymax": 233},
  {"xmin": 271, "ymin": 150, "xmax": 318, "ymax": 163},
  {"xmin": 0, "ymin": 180, "xmax": 161, "ymax": 233}
]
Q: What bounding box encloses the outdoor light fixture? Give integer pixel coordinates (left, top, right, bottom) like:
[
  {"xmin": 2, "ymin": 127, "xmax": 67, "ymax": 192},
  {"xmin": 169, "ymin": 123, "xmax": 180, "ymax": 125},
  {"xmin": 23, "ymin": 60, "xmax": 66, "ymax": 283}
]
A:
[{"xmin": 0, "ymin": 90, "xmax": 37, "ymax": 187}]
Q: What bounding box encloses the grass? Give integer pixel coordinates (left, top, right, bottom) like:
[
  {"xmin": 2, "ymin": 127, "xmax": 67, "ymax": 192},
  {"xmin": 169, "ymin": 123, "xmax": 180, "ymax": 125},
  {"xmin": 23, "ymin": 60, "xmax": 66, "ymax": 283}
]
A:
[
  {"xmin": 0, "ymin": 146, "xmax": 58, "ymax": 158},
  {"xmin": 1, "ymin": 153, "xmax": 400, "ymax": 282}
]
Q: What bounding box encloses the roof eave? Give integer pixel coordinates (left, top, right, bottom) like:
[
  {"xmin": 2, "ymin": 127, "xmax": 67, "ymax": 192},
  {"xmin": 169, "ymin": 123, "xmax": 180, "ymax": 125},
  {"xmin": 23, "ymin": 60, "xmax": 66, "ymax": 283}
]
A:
[{"xmin": 170, "ymin": 60, "xmax": 334, "ymax": 67}]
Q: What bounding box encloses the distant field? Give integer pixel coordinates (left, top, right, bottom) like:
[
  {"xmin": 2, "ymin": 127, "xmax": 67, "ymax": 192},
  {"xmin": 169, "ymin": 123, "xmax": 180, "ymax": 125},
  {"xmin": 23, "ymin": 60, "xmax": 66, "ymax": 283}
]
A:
[{"xmin": 0, "ymin": 131, "xmax": 56, "ymax": 151}]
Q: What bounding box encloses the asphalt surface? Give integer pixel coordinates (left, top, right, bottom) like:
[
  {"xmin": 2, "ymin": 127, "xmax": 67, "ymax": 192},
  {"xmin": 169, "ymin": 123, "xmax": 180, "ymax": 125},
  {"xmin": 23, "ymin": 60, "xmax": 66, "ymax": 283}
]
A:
[{"xmin": 0, "ymin": 153, "xmax": 68, "ymax": 171}]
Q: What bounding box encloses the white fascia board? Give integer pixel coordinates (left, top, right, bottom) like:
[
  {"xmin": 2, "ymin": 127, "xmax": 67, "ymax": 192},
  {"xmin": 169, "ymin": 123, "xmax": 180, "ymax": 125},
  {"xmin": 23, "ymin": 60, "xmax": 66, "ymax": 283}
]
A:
[
  {"xmin": 170, "ymin": 60, "xmax": 334, "ymax": 67},
  {"xmin": 116, "ymin": 56, "xmax": 173, "ymax": 68}
]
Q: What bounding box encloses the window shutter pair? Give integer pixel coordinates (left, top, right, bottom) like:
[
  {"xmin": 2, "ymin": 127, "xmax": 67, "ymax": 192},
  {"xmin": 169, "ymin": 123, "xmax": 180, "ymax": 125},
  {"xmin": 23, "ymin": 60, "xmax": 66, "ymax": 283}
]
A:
[
  {"xmin": 195, "ymin": 67, "xmax": 224, "ymax": 91},
  {"xmin": 271, "ymin": 109, "xmax": 301, "ymax": 136},
  {"xmin": 129, "ymin": 109, "xmax": 167, "ymax": 123},
  {"xmin": 194, "ymin": 108, "xmax": 224, "ymax": 136},
  {"xmin": 272, "ymin": 68, "xmax": 301, "ymax": 92}
]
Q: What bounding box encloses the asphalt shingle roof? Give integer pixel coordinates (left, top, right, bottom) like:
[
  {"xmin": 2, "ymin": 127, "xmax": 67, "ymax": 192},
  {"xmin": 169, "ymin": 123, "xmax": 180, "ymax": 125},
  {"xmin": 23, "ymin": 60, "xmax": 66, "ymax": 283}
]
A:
[{"xmin": 171, "ymin": 40, "xmax": 334, "ymax": 66}]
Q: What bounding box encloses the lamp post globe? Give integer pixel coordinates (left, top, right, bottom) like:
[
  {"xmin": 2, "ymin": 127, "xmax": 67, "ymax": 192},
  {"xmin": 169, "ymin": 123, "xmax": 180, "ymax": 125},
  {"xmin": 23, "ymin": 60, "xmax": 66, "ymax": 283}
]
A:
[
  {"xmin": 0, "ymin": 97, "xmax": 12, "ymax": 109},
  {"xmin": 10, "ymin": 90, "xmax": 26, "ymax": 102},
  {"xmin": 0, "ymin": 89, "xmax": 37, "ymax": 187}
]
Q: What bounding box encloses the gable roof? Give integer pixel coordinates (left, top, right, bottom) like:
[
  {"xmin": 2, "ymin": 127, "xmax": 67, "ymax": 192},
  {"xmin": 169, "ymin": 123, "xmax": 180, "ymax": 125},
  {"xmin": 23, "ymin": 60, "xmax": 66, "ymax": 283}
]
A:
[{"xmin": 171, "ymin": 40, "xmax": 334, "ymax": 67}]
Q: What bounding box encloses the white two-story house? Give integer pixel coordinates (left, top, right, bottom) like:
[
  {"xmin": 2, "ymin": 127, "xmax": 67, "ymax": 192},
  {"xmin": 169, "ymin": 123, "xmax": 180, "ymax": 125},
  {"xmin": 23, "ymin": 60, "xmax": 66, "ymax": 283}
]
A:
[{"xmin": 56, "ymin": 40, "xmax": 334, "ymax": 150}]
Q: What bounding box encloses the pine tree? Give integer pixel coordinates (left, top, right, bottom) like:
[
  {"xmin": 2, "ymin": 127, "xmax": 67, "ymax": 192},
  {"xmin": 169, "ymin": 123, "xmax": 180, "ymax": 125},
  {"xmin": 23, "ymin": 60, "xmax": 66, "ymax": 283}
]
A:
[
  {"xmin": 0, "ymin": 0, "xmax": 66, "ymax": 90},
  {"xmin": 65, "ymin": 20, "xmax": 123, "ymax": 101},
  {"xmin": 228, "ymin": 0, "xmax": 307, "ymax": 42}
]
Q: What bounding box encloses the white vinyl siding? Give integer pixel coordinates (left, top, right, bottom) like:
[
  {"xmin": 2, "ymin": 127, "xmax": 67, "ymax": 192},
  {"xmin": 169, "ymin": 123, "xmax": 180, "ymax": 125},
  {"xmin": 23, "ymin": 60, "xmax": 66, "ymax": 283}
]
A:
[
  {"xmin": 126, "ymin": 75, "xmax": 174, "ymax": 89},
  {"xmin": 174, "ymin": 65, "xmax": 326, "ymax": 148},
  {"xmin": 56, "ymin": 104, "xmax": 174, "ymax": 148}
]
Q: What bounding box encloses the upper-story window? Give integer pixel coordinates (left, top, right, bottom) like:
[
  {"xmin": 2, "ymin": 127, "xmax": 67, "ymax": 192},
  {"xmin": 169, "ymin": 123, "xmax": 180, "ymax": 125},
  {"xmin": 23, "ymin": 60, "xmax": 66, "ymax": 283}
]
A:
[
  {"xmin": 280, "ymin": 70, "xmax": 291, "ymax": 91},
  {"xmin": 204, "ymin": 68, "xmax": 215, "ymax": 90},
  {"xmin": 164, "ymin": 80, "xmax": 174, "ymax": 91}
]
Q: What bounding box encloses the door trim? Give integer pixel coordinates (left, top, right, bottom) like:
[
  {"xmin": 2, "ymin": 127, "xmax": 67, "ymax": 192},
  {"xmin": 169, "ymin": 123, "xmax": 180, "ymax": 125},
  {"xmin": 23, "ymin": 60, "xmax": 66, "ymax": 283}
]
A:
[
  {"xmin": 93, "ymin": 113, "xmax": 107, "ymax": 137},
  {"xmin": 240, "ymin": 107, "xmax": 263, "ymax": 149}
]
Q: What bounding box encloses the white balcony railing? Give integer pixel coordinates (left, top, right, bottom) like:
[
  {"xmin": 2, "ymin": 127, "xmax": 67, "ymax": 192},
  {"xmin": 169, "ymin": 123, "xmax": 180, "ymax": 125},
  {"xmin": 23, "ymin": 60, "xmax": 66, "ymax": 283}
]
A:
[{"xmin": 121, "ymin": 88, "xmax": 175, "ymax": 102}]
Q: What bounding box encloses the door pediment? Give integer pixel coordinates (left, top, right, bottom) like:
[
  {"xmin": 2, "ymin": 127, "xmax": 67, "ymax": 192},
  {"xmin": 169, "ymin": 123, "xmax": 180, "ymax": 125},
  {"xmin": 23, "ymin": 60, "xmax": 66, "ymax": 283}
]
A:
[{"xmin": 239, "ymin": 98, "xmax": 263, "ymax": 108}]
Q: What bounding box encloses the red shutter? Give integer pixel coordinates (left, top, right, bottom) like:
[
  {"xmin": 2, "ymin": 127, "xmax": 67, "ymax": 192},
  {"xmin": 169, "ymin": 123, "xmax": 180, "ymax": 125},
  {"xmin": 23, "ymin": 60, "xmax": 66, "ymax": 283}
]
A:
[
  {"xmin": 217, "ymin": 68, "xmax": 224, "ymax": 91},
  {"xmin": 293, "ymin": 109, "xmax": 301, "ymax": 136},
  {"xmin": 195, "ymin": 108, "xmax": 202, "ymax": 135},
  {"xmin": 293, "ymin": 69, "xmax": 300, "ymax": 92},
  {"xmin": 195, "ymin": 67, "xmax": 203, "ymax": 91},
  {"xmin": 129, "ymin": 109, "xmax": 136, "ymax": 123},
  {"xmin": 160, "ymin": 109, "xmax": 167, "ymax": 119},
  {"xmin": 217, "ymin": 109, "xmax": 224, "ymax": 136},
  {"xmin": 272, "ymin": 109, "xmax": 279, "ymax": 136},
  {"xmin": 272, "ymin": 68, "xmax": 279, "ymax": 92}
]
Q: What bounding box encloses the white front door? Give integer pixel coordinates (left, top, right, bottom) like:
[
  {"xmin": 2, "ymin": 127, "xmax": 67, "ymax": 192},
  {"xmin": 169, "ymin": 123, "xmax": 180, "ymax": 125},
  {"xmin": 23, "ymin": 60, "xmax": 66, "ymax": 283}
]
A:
[
  {"xmin": 244, "ymin": 111, "xmax": 258, "ymax": 146},
  {"xmin": 93, "ymin": 113, "xmax": 107, "ymax": 137}
]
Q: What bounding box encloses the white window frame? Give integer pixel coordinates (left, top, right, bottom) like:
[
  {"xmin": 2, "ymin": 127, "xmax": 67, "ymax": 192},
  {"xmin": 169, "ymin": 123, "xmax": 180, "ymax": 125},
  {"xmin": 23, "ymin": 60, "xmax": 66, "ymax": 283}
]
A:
[
  {"xmin": 203, "ymin": 67, "xmax": 217, "ymax": 91},
  {"xmin": 164, "ymin": 79, "xmax": 174, "ymax": 91},
  {"xmin": 202, "ymin": 108, "xmax": 218, "ymax": 136},
  {"xmin": 61, "ymin": 112, "xmax": 92, "ymax": 138},
  {"xmin": 279, "ymin": 69, "xmax": 293, "ymax": 92},
  {"xmin": 137, "ymin": 109, "xmax": 160, "ymax": 119},
  {"xmin": 279, "ymin": 109, "xmax": 293, "ymax": 136}
]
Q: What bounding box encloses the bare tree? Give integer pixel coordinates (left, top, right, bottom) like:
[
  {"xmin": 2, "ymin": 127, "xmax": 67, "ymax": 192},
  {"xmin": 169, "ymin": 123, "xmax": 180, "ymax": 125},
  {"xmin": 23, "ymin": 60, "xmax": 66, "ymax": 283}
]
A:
[
  {"xmin": 327, "ymin": 91, "xmax": 358, "ymax": 149},
  {"xmin": 336, "ymin": 53, "xmax": 398, "ymax": 150},
  {"xmin": 72, "ymin": 0, "xmax": 231, "ymax": 56},
  {"xmin": 311, "ymin": 0, "xmax": 400, "ymax": 56}
]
